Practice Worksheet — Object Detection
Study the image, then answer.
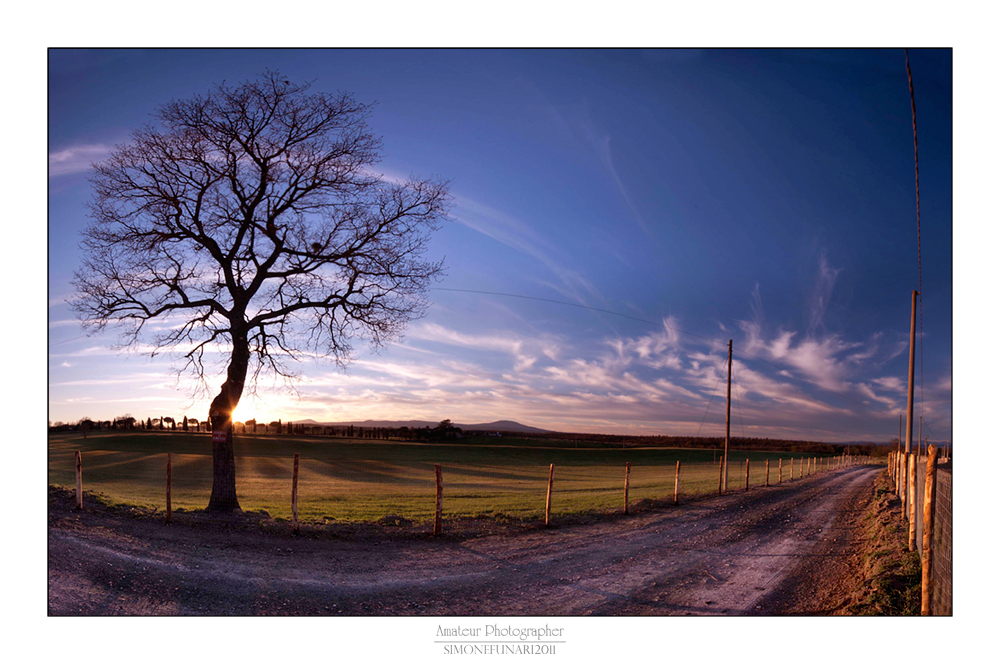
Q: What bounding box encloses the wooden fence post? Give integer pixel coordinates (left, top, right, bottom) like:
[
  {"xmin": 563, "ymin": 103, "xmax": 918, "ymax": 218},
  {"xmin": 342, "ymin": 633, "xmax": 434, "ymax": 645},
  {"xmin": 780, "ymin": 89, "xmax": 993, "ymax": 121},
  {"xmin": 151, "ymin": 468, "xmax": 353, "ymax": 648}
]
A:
[
  {"xmin": 907, "ymin": 453, "xmax": 917, "ymax": 551},
  {"xmin": 744, "ymin": 458, "xmax": 750, "ymax": 491},
  {"xmin": 765, "ymin": 459, "xmax": 770, "ymax": 487},
  {"xmin": 673, "ymin": 460, "xmax": 681, "ymax": 505},
  {"xmin": 545, "ymin": 463, "xmax": 554, "ymax": 527},
  {"xmin": 75, "ymin": 450, "xmax": 83, "ymax": 510},
  {"xmin": 623, "ymin": 462, "xmax": 631, "ymax": 514},
  {"xmin": 434, "ymin": 464, "xmax": 443, "ymax": 536},
  {"xmin": 292, "ymin": 453, "xmax": 300, "ymax": 535},
  {"xmin": 778, "ymin": 458, "xmax": 782, "ymax": 483},
  {"xmin": 921, "ymin": 445, "xmax": 939, "ymax": 615},
  {"xmin": 718, "ymin": 456, "xmax": 724, "ymax": 495},
  {"xmin": 166, "ymin": 453, "xmax": 172, "ymax": 524}
]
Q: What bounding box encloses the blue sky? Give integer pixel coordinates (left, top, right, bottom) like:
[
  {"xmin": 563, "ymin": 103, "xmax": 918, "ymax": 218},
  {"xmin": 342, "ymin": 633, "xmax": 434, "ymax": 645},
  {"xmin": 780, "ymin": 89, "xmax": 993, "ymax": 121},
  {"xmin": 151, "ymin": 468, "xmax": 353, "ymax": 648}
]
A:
[{"xmin": 48, "ymin": 48, "xmax": 952, "ymax": 442}]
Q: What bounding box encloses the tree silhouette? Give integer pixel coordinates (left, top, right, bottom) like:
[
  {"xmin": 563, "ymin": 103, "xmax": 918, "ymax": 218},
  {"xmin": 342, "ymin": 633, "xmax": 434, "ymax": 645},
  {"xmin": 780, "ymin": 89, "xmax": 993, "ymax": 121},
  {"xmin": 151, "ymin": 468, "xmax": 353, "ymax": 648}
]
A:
[{"xmin": 73, "ymin": 71, "xmax": 449, "ymax": 511}]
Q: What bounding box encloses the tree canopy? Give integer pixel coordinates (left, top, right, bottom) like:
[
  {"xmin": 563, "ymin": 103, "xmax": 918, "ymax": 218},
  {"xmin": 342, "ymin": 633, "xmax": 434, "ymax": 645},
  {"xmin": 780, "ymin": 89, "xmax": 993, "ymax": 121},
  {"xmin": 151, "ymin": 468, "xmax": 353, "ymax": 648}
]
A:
[{"xmin": 73, "ymin": 71, "xmax": 450, "ymax": 510}]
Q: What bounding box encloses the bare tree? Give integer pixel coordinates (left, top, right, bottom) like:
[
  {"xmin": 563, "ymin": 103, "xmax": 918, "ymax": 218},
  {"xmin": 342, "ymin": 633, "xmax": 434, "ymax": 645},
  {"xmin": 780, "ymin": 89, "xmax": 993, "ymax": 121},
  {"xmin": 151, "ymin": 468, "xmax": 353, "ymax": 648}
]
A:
[{"xmin": 73, "ymin": 71, "xmax": 450, "ymax": 511}]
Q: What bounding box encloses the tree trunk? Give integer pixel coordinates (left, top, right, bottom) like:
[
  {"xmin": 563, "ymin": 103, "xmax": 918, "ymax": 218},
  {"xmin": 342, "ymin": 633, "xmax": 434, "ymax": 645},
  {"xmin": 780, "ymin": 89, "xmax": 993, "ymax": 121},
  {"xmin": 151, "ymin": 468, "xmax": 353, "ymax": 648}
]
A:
[{"xmin": 206, "ymin": 331, "xmax": 249, "ymax": 512}]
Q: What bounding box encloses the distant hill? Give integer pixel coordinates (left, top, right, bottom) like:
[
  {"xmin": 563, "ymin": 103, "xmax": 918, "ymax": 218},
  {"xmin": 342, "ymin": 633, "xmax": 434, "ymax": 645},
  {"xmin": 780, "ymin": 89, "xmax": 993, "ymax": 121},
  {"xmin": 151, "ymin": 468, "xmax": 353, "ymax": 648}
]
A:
[{"xmin": 289, "ymin": 418, "xmax": 549, "ymax": 434}]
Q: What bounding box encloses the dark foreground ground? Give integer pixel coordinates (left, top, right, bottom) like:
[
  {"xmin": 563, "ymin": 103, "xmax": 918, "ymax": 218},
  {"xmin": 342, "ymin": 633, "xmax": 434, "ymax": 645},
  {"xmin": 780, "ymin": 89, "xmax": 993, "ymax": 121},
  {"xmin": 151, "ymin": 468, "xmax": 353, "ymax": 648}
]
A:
[{"xmin": 49, "ymin": 466, "xmax": 881, "ymax": 616}]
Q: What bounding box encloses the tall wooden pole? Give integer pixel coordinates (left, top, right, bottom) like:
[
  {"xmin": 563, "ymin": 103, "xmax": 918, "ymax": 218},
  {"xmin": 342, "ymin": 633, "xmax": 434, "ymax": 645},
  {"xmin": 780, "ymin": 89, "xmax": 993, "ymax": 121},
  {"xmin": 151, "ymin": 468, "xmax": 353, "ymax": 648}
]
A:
[{"xmin": 724, "ymin": 339, "xmax": 732, "ymax": 493}]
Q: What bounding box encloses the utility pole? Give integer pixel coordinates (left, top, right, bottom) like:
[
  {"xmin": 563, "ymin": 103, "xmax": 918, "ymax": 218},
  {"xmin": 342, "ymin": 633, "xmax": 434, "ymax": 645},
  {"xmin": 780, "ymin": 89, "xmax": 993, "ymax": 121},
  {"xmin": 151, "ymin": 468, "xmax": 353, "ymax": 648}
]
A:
[
  {"xmin": 905, "ymin": 290, "xmax": 918, "ymax": 455},
  {"xmin": 724, "ymin": 339, "xmax": 732, "ymax": 493}
]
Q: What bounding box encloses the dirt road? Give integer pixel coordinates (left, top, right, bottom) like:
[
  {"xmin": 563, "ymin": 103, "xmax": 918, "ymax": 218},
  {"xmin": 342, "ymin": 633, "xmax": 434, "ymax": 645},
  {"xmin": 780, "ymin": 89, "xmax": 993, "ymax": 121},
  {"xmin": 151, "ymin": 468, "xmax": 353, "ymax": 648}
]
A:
[{"xmin": 48, "ymin": 465, "xmax": 879, "ymax": 615}]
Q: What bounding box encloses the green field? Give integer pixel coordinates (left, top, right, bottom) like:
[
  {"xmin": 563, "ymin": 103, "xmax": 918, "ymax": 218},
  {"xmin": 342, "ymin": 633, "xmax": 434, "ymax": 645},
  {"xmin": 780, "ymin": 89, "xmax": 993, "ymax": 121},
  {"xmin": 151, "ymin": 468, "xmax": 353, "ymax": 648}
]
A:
[{"xmin": 49, "ymin": 431, "xmax": 833, "ymax": 523}]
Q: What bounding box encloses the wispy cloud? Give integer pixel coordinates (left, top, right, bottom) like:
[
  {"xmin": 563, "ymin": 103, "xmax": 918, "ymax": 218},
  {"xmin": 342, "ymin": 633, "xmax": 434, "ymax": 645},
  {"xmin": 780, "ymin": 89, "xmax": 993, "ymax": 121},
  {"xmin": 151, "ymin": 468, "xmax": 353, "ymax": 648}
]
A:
[
  {"xmin": 408, "ymin": 322, "xmax": 544, "ymax": 372},
  {"xmin": 856, "ymin": 382, "xmax": 897, "ymax": 408},
  {"xmin": 808, "ymin": 250, "xmax": 841, "ymax": 335},
  {"xmin": 871, "ymin": 376, "xmax": 906, "ymax": 393},
  {"xmin": 450, "ymin": 193, "xmax": 603, "ymax": 305},
  {"xmin": 49, "ymin": 144, "xmax": 111, "ymax": 177},
  {"xmin": 594, "ymin": 135, "xmax": 653, "ymax": 238}
]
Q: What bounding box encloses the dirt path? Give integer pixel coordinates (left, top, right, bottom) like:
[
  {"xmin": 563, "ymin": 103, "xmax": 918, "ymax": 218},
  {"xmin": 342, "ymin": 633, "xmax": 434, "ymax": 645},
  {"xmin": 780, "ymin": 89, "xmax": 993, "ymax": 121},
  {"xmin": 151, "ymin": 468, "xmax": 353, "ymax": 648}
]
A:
[{"xmin": 48, "ymin": 465, "xmax": 879, "ymax": 616}]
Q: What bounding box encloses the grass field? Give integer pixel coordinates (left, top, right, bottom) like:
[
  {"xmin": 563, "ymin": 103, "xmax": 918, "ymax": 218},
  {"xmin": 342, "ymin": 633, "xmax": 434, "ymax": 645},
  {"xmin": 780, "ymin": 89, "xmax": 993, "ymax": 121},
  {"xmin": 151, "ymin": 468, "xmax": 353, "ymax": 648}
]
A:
[{"xmin": 49, "ymin": 431, "xmax": 833, "ymax": 523}]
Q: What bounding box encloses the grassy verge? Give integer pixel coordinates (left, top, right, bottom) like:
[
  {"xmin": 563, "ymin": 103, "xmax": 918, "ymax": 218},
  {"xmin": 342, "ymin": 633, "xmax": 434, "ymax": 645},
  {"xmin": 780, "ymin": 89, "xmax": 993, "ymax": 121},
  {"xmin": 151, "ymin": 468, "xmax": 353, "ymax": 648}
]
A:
[{"xmin": 842, "ymin": 471, "xmax": 921, "ymax": 615}]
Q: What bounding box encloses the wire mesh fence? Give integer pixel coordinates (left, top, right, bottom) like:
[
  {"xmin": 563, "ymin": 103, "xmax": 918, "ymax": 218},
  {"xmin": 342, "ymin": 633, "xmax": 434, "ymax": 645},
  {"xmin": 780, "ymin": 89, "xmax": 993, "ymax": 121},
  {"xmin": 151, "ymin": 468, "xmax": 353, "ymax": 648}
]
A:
[
  {"xmin": 49, "ymin": 432, "xmax": 864, "ymax": 526},
  {"xmin": 910, "ymin": 454, "xmax": 952, "ymax": 616}
]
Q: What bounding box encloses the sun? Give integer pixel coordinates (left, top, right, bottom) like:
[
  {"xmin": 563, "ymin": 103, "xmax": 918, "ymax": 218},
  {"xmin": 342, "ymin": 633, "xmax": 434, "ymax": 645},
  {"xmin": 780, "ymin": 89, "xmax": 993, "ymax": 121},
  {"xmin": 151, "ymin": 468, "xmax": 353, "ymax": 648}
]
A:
[{"xmin": 231, "ymin": 401, "xmax": 255, "ymax": 423}]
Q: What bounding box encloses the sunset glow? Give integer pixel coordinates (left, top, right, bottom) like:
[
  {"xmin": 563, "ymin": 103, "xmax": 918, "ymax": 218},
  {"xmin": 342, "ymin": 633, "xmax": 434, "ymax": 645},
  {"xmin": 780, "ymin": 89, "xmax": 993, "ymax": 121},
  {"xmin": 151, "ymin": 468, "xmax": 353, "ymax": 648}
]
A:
[{"xmin": 48, "ymin": 49, "xmax": 952, "ymax": 442}]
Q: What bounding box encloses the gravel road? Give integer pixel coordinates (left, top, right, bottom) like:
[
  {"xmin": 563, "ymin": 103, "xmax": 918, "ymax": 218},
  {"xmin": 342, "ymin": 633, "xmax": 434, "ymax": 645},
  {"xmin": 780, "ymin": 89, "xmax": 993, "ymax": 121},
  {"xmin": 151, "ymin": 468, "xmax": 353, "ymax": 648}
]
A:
[{"xmin": 48, "ymin": 465, "xmax": 879, "ymax": 616}]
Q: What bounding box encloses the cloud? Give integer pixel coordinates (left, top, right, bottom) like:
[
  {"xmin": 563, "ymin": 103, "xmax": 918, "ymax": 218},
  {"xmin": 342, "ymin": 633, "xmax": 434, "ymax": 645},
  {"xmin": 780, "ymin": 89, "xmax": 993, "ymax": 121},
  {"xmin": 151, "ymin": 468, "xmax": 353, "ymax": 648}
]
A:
[
  {"xmin": 49, "ymin": 144, "xmax": 112, "ymax": 177},
  {"xmin": 871, "ymin": 376, "xmax": 906, "ymax": 393},
  {"xmin": 856, "ymin": 383, "xmax": 897, "ymax": 408},
  {"xmin": 808, "ymin": 250, "xmax": 841, "ymax": 335},
  {"xmin": 736, "ymin": 282, "xmax": 859, "ymax": 394},
  {"xmin": 407, "ymin": 322, "xmax": 547, "ymax": 372},
  {"xmin": 725, "ymin": 360, "xmax": 850, "ymax": 415},
  {"xmin": 594, "ymin": 135, "xmax": 652, "ymax": 238}
]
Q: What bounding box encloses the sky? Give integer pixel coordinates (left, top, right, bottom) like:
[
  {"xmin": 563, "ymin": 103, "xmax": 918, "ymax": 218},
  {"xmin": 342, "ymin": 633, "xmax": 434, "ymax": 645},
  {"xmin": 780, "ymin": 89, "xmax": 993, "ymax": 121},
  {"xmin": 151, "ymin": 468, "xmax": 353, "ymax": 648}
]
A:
[{"xmin": 47, "ymin": 48, "xmax": 953, "ymax": 442}]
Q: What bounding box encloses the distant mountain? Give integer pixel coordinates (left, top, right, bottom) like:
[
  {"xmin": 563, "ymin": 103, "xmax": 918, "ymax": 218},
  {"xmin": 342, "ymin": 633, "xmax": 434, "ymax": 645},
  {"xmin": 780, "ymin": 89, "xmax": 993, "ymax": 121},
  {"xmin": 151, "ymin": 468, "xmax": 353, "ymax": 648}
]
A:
[
  {"xmin": 460, "ymin": 420, "xmax": 550, "ymax": 434},
  {"xmin": 288, "ymin": 418, "xmax": 549, "ymax": 434}
]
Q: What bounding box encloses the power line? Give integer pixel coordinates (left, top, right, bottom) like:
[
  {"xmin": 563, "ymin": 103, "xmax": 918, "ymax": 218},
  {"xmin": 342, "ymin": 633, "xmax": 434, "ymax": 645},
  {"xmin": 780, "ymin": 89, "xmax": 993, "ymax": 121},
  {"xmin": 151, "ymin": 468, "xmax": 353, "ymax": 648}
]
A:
[
  {"xmin": 905, "ymin": 49, "xmax": 926, "ymax": 444},
  {"xmin": 694, "ymin": 353, "xmax": 732, "ymax": 438},
  {"xmin": 49, "ymin": 334, "xmax": 87, "ymax": 348},
  {"xmin": 732, "ymin": 361, "xmax": 747, "ymax": 438},
  {"xmin": 695, "ymin": 373, "xmax": 724, "ymax": 439}
]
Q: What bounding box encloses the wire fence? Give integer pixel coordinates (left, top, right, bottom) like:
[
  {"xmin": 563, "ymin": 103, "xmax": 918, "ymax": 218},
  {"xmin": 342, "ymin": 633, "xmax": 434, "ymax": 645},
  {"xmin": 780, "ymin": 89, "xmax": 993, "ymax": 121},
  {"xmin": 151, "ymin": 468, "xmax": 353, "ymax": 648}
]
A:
[
  {"xmin": 50, "ymin": 432, "xmax": 869, "ymax": 526},
  {"xmin": 889, "ymin": 448, "xmax": 952, "ymax": 616},
  {"xmin": 912, "ymin": 456, "xmax": 952, "ymax": 616}
]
